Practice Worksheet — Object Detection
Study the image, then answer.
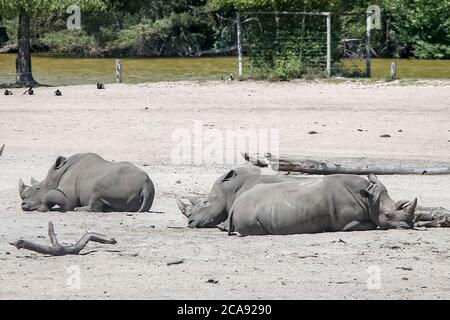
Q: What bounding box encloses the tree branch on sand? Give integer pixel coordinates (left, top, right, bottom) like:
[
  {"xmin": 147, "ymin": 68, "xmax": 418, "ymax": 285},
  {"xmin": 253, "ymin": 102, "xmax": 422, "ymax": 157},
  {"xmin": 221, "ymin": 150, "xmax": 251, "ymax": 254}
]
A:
[
  {"xmin": 0, "ymin": 144, "xmax": 4, "ymax": 156},
  {"xmin": 9, "ymin": 222, "xmax": 117, "ymax": 256},
  {"xmin": 414, "ymin": 207, "xmax": 450, "ymax": 228}
]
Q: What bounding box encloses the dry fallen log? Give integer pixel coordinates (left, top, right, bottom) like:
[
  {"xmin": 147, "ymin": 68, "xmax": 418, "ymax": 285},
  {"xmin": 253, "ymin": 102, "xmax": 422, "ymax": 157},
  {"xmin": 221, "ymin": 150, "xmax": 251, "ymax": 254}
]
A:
[
  {"xmin": 242, "ymin": 153, "xmax": 450, "ymax": 175},
  {"xmin": 10, "ymin": 222, "xmax": 117, "ymax": 256}
]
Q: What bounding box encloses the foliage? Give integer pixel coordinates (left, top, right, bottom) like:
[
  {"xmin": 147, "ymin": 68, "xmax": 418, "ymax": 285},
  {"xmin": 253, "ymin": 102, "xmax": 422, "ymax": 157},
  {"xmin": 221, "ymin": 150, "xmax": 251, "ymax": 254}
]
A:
[
  {"xmin": 40, "ymin": 29, "xmax": 97, "ymax": 55},
  {"xmin": 110, "ymin": 12, "xmax": 215, "ymax": 56},
  {"xmin": 0, "ymin": 0, "xmax": 448, "ymax": 80},
  {"xmin": 413, "ymin": 41, "xmax": 450, "ymax": 59},
  {"xmin": 242, "ymin": 12, "xmax": 329, "ymax": 79},
  {"xmin": 0, "ymin": 0, "xmax": 108, "ymax": 17}
]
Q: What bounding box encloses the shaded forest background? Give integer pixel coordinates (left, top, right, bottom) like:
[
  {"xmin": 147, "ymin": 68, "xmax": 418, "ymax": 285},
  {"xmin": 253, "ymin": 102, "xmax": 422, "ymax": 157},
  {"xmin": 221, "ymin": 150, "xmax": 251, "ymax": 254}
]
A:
[{"xmin": 0, "ymin": 0, "xmax": 449, "ymax": 59}]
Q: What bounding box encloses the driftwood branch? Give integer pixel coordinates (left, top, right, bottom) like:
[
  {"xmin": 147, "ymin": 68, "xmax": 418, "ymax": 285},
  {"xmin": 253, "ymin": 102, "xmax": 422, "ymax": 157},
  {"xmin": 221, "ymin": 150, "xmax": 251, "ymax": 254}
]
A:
[
  {"xmin": 9, "ymin": 222, "xmax": 117, "ymax": 256},
  {"xmin": 414, "ymin": 207, "xmax": 450, "ymax": 228},
  {"xmin": 242, "ymin": 153, "xmax": 450, "ymax": 175},
  {"xmin": 0, "ymin": 43, "xmax": 18, "ymax": 54},
  {"xmin": 0, "ymin": 144, "xmax": 4, "ymax": 156}
]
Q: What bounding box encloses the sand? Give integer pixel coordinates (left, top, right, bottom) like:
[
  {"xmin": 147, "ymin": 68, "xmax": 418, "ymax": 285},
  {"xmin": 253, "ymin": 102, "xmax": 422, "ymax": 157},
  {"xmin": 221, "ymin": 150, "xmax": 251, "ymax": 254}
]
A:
[{"xmin": 0, "ymin": 79, "xmax": 449, "ymax": 299}]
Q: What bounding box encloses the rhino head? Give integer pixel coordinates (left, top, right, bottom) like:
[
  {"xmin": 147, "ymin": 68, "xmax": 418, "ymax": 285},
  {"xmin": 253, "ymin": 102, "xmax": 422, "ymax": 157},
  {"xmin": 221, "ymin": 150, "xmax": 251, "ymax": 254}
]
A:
[
  {"xmin": 19, "ymin": 177, "xmax": 47, "ymax": 211},
  {"xmin": 177, "ymin": 169, "xmax": 250, "ymax": 228},
  {"xmin": 362, "ymin": 174, "xmax": 417, "ymax": 230},
  {"xmin": 18, "ymin": 156, "xmax": 67, "ymax": 212}
]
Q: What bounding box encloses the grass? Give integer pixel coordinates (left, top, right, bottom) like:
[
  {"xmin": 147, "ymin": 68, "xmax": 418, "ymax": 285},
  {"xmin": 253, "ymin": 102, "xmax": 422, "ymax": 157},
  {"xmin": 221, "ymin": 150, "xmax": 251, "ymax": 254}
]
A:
[
  {"xmin": 0, "ymin": 54, "xmax": 449, "ymax": 86},
  {"xmin": 340, "ymin": 58, "xmax": 450, "ymax": 79}
]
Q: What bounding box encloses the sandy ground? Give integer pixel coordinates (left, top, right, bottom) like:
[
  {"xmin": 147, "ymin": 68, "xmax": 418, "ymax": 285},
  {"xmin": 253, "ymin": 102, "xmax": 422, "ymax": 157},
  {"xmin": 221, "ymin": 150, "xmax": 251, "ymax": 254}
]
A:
[{"xmin": 0, "ymin": 80, "xmax": 450, "ymax": 299}]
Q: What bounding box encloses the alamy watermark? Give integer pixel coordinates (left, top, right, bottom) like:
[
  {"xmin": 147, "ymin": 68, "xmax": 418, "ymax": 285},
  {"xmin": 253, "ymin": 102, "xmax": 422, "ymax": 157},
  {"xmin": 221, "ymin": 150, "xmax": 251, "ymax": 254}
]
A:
[
  {"xmin": 67, "ymin": 5, "xmax": 81, "ymax": 30},
  {"xmin": 66, "ymin": 265, "xmax": 81, "ymax": 290},
  {"xmin": 366, "ymin": 265, "xmax": 381, "ymax": 290},
  {"xmin": 171, "ymin": 121, "xmax": 279, "ymax": 167}
]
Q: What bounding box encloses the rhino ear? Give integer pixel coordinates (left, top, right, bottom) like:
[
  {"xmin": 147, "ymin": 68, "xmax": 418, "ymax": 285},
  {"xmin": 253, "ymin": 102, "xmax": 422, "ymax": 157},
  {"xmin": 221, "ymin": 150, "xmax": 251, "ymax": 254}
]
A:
[
  {"xmin": 222, "ymin": 170, "xmax": 237, "ymax": 182},
  {"xmin": 367, "ymin": 174, "xmax": 380, "ymax": 184},
  {"xmin": 30, "ymin": 177, "xmax": 39, "ymax": 185},
  {"xmin": 19, "ymin": 179, "xmax": 27, "ymax": 195},
  {"xmin": 53, "ymin": 156, "xmax": 67, "ymax": 170},
  {"xmin": 187, "ymin": 197, "xmax": 202, "ymax": 206}
]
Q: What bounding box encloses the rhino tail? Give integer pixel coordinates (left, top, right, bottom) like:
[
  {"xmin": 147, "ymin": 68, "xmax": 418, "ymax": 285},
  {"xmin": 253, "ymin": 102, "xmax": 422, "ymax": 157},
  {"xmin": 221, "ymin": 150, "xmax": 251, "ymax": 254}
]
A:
[{"xmin": 138, "ymin": 179, "xmax": 154, "ymax": 212}]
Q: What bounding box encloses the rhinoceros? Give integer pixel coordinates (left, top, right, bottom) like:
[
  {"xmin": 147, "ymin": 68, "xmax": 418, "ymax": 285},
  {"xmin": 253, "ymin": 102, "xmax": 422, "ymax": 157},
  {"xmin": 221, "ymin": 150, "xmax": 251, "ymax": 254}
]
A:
[
  {"xmin": 19, "ymin": 153, "xmax": 154, "ymax": 212},
  {"xmin": 176, "ymin": 166, "xmax": 309, "ymax": 228},
  {"xmin": 228, "ymin": 174, "xmax": 417, "ymax": 236}
]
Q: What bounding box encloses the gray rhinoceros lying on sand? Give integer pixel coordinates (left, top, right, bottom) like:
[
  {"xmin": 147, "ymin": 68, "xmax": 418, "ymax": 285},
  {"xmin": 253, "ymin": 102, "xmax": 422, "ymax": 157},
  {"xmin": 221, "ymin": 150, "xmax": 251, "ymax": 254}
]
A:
[
  {"xmin": 177, "ymin": 166, "xmax": 309, "ymax": 228},
  {"xmin": 228, "ymin": 174, "xmax": 417, "ymax": 236},
  {"xmin": 19, "ymin": 153, "xmax": 154, "ymax": 212}
]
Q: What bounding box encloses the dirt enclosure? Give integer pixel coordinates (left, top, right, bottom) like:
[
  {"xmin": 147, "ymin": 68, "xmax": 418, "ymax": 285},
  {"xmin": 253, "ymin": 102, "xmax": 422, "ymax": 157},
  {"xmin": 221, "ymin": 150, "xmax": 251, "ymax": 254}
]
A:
[{"xmin": 0, "ymin": 80, "xmax": 450, "ymax": 299}]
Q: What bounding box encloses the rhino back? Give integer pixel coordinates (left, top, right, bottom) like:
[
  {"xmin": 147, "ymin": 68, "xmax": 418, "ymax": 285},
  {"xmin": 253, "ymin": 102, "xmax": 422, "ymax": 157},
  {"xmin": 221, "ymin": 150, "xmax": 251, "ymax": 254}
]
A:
[
  {"xmin": 231, "ymin": 175, "xmax": 371, "ymax": 235},
  {"xmin": 233, "ymin": 173, "xmax": 305, "ymax": 205},
  {"xmin": 57, "ymin": 154, "xmax": 150, "ymax": 208}
]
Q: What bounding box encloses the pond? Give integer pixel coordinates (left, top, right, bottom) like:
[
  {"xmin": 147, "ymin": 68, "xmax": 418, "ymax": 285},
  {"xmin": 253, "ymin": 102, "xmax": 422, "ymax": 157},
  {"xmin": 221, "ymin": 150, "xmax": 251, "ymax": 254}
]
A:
[
  {"xmin": 0, "ymin": 54, "xmax": 238, "ymax": 86},
  {"xmin": 0, "ymin": 54, "xmax": 448, "ymax": 86}
]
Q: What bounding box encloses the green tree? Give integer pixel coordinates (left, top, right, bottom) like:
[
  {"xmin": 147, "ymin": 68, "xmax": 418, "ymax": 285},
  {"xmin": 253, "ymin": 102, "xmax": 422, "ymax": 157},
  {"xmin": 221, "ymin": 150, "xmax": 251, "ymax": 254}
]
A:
[{"xmin": 0, "ymin": 0, "xmax": 107, "ymax": 85}]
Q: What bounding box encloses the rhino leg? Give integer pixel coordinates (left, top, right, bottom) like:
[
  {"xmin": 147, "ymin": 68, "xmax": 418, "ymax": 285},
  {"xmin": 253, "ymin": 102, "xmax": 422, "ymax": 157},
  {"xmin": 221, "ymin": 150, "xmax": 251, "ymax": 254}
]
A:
[
  {"xmin": 343, "ymin": 220, "xmax": 377, "ymax": 231},
  {"xmin": 42, "ymin": 189, "xmax": 71, "ymax": 212},
  {"xmin": 74, "ymin": 206, "xmax": 94, "ymax": 212},
  {"xmin": 74, "ymin": 197, "xmax": 105, "ymax": 212},
  {"xmin": 216, "ymin": 220, "xmax": 229, "ymax": 232}
]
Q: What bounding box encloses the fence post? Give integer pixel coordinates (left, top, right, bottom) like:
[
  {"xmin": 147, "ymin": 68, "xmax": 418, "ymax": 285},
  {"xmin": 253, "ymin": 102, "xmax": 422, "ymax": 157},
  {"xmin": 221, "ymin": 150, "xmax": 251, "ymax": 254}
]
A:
[
  {"xmin": 366, "ymin": 13, "xmax": 372, "ymax": 78},
  {"xmin": 116, "ymin": 59, "xmax": 123, "ymax": 83},
  {"xmin": 236, "ymin": 12, "xmax": 243, "ymax": 78},
  {"xmin": 326, "ymin": 12, "xmax": 331, "ymax": 77},
  {"xmin": 365, "ymin": 5, "xmax": 381, "ymax": 78},
  {"xmin": 390, "ymin": 62, "xmax": 397, "ymax": 80}
]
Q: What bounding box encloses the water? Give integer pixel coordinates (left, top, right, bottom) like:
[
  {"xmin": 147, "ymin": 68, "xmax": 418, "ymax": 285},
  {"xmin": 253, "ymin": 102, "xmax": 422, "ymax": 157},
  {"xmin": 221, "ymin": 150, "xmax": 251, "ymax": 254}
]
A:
[
  {"xmin": 0, "ymin": 54, "xmax": 448, "ymax": 86},
  {"xmin": 0, "ymin": 54, "xmax": 238, "ymax": 86}
]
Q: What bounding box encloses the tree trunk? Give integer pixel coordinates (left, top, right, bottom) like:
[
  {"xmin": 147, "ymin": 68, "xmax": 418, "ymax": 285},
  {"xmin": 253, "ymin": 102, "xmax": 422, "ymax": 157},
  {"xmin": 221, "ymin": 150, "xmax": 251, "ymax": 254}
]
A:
[{"xmin": 15, "ymin": 11, "xmax": 36, "ymax": 85}]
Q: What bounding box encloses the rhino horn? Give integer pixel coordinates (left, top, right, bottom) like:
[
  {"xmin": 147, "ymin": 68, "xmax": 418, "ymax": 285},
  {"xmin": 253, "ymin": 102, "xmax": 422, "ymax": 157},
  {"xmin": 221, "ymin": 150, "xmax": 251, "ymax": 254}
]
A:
[
  {"xmin": 187, "ymin": 197, "xmax": 202, "ymax": 206},
  {"xmin": 19, "ymin": 179, "xmax": 27, "ymax": 195},
  {"xmin": 176, "ymin": 198, "xmax": 190, "ymax": 218},
  {"xmin": 30, "ymin": 177, "xmax": 39, "ymax": 185},
  {"xmin": 405, "ymin": 198, "xmax": 418, "ymax": 217}
]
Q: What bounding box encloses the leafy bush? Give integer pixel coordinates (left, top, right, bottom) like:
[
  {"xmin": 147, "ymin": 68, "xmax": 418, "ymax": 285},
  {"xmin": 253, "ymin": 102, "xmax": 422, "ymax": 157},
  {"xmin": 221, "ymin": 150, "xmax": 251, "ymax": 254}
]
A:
[
  {"xmin": 109, "ymin": 12, "xmax": 216, "ymax": 56},
  {"xmin": 413, "ymin": 40, "xmax": 450, "ymax": 59},
  {"xmin": 40, "ymin": 29, "xmax": 97, "ymax": 56}
]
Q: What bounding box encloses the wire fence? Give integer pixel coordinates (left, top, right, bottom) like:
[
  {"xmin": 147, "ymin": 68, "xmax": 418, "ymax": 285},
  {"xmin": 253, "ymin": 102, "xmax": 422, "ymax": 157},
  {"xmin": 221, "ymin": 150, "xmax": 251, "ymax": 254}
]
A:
[
  {"xmin": 1, "ymin": 9, "xmax": 449, "ymax": 86},
  {"xmin": 240, "ymin": 12, "xmax": 329, "ymax": 78}
]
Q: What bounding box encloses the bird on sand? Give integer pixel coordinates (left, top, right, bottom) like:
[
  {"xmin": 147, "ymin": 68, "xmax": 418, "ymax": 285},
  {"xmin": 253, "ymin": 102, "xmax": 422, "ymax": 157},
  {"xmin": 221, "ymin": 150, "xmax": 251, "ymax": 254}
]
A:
[
  {"xmin": 55, "ymin": 89, "xmax": 62, "ymax": 96},
  {"xmin": 22, "ymin": 86, "xmax": 33, "ymax": 96},
  {"xmin": 97, "ymin": 82, "xmax": 105, "ymax": 89},
  {"xmin": 4, "ymin": 89, "xmax": 13, "ymax": 95},
  {"xmin": 221, "ymin": 74, "xmax": 234, "ymax": 81}
]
